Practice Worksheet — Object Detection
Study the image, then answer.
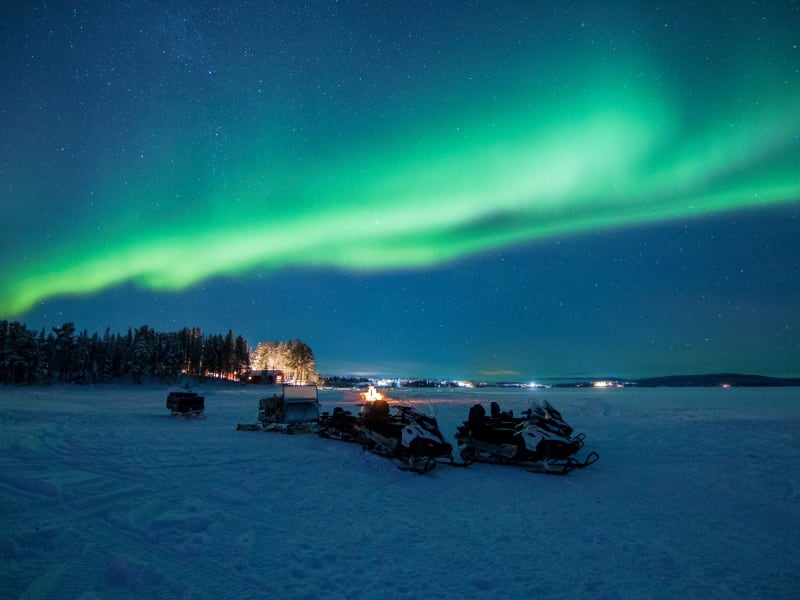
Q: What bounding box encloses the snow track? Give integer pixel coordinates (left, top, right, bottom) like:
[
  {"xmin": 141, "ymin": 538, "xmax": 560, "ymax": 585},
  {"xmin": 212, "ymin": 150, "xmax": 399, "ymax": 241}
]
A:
[{"xmin": 1, "ymin": 384, "xmax": 798, "ymax": 598}]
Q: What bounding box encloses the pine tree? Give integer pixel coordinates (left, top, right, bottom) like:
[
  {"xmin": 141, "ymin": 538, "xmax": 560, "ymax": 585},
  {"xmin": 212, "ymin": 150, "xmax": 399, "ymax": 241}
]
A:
[
  {"xmin": 222, "ymin": 329, "xmax": 236, "ymax": 378},
  {"xmin": 4, "ymin": 322, "xmax": 37, "ymax": 384},
  {"xmin": 131, "ymin": 325, "xmax": 154, "ymax": 384},
  {"xmin": 52, "ymin": 322, "xmax": 77, "ymax": 383},
  {"xmin": 0, "ymin": 320, "xmax": 8, "ymax": 384},
  {"xmin": 35, "ymin": 328, "xmax": 50, "ymax": 384},
  {"xmin": 234, "ymin": 335, "xmax": 250, "ymax": 377}
]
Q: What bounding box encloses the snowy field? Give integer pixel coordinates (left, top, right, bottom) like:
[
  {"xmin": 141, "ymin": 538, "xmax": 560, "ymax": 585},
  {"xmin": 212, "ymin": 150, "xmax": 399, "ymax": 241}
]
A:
[{"xmin": 1, "ymin": 384, "xmax": 798, "ymax": 599}]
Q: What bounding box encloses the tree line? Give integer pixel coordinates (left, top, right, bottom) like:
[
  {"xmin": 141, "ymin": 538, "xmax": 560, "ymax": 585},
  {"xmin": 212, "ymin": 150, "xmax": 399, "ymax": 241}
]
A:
[
  {"xmin": 0, "ymin": 321, "xmax": 252, "ymax": 385},
  {"xmin": 0, "ymin": 320, "xmax": 321, "ymax": 386}
]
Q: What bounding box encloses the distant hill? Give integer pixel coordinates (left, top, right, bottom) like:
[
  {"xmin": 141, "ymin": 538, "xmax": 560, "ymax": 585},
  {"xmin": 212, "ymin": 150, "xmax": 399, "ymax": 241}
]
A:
[{"xmin": 632, "ymin": 373, "xmax": 800, "ymax": 387}]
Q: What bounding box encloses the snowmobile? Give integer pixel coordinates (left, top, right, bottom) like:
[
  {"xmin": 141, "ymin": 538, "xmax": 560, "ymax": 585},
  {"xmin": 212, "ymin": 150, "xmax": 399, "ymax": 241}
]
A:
[
  {"xmin": 357, "ymin": 399, "xmax": 455, "ymax": 474},
  {"xmin": 319, "ymin": 388, "xmax": 455, "ymax": 474},
  {"xmin": 455, "ymin": 400, "xmax": 599, "ymax": 474},
  {"xmin": 317, "ymin": 406, "xmax": 361, "ymax": 442}
]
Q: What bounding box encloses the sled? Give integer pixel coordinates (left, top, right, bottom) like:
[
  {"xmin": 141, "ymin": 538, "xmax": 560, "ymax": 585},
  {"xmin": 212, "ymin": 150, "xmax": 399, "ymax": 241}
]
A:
[
  {"xmin": 236, "ymin": 384, "xmax": 320, "ymax": 433},
  {"xmin": 166, "ymin": 391, "xmax": 204, "ymax": 417}
]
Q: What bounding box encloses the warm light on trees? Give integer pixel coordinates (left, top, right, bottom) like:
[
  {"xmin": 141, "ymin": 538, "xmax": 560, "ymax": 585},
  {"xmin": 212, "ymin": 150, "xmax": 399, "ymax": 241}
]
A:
[{"xmin": 250, "ymin": 338, "xmax": 316, "ymax": 383}]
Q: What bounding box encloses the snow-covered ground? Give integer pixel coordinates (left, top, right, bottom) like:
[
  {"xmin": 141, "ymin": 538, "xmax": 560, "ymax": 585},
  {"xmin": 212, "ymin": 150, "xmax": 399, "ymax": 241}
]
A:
[{"xmin": 1, "ymin": 384, "xmax": 798, "ymax": 599}]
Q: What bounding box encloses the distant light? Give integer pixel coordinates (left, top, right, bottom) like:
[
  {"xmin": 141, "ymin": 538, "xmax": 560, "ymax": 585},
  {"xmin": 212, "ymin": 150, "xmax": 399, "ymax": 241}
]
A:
[{"xmin": 592, "ymin": 380, "xmax": 622, "ymax": 388}]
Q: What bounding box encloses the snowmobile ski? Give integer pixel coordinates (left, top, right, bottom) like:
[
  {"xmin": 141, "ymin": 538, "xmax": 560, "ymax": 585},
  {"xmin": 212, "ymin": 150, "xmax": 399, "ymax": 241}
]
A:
[{"xmin": 524, "ymin": 451, "xmax": 600, "ymax": 475}]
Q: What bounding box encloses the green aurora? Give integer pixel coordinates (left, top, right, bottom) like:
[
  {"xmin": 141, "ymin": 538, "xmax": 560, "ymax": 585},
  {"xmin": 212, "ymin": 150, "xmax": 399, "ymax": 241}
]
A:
[{"xmin": 2, "ymin": 56, "xmax": 799, "ymax": 317}]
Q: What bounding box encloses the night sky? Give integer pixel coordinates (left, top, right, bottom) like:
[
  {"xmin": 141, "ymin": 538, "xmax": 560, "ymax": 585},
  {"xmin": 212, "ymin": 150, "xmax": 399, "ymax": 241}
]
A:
[{"xmin": 2, "ymin": 2, "xmax": 798, "ymax": 380}]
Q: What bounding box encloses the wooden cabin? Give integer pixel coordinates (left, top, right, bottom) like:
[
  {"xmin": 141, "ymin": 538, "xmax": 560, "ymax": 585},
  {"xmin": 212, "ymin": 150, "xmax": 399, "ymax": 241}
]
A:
[{"xmin": 240, "ymin": 369, "xmax": 285, "ymax": 385}]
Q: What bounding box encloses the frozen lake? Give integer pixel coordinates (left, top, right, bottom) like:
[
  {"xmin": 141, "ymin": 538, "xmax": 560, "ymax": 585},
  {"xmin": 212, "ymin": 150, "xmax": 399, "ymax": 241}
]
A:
[{"xmin": 1, "ymin": 384, "xmax": 798, "ymax": 598}]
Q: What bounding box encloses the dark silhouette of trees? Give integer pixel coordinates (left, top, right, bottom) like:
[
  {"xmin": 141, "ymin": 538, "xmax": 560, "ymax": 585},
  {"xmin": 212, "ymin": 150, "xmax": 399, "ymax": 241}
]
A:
[
  {"xmin": 0, "ymin": 321, "xmax": 260, "ymax": 385},
  {"xmin": 178, "ymin": 327, "xmax": 204, "ymax": 377},
  {"xmin": 52, "ymin": 322, "xmax": 77, "ymax": 383},
  {"xmin": 234, "ymin": 334, "xmax": 249, "ymax": 378},
  {"xmin": 0, "ymin": 321, "xmax": 39, "ymax": 385}
]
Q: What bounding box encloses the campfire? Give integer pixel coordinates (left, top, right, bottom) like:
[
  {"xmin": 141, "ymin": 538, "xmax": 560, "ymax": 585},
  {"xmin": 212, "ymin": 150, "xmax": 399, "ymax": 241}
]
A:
[{"xmin": 363, "ymin": 385, "xmax": 384, "ymax": 403}]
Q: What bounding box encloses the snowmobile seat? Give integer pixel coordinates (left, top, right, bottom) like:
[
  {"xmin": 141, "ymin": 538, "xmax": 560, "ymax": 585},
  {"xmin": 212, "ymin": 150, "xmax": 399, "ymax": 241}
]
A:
[
  {"xmin": 366, "ymin": 400, "xmax": 390, "ymax": 420},
  {"xmin": 467, "ymin": 404, "xmax": 488, "ymax": 436},
  {"xmin": 489, "ymin": 401, "xmax": 516, "ymax": 423},
  {"xmin": 468, "ymin": 403, "xmax": 486, "ymax": 425},
  {"xmin": 331, "ymin": 407, "xmax": 357, "ymax": 429},
  {"xmin": 490, "ymin": 402, "xmax": 501, "ymax": 418}
]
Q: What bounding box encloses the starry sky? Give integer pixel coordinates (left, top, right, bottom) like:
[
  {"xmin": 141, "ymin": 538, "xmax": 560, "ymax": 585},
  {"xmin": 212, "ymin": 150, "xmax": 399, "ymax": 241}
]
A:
[{"xmin": 2, "ymin": 1, "xmax": 798, "ymax": 380}]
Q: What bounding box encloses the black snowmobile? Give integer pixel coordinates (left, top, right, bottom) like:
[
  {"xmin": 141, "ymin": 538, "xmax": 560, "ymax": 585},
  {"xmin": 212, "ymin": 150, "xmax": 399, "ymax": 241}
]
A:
[
  {"xmin": 358, "ymin": 400, "xmax": 455, "ymax": 474},
  {"xmin": 319, "ymin": 398, "xmax": 455, "ymax": 474},
  {"xmin": 318, "ymin": 406, "xmax": 360, "ymax": 442},
  {"xmin": 455, "ymin": 400, "xmax": 599, "ymax": 474}
]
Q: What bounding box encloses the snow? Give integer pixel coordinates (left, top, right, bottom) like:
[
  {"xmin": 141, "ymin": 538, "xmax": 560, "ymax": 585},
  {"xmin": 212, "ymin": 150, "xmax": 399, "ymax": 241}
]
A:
[{"xmin": 1, "ymin": 384, "xmax": 798, "ymax": 599}]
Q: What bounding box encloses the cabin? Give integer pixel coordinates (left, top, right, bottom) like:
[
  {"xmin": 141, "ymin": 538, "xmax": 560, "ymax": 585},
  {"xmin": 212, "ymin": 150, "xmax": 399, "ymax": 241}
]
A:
[{"xmin": 240, "ymin": 369, "xmax": 285, "ymax": 385}]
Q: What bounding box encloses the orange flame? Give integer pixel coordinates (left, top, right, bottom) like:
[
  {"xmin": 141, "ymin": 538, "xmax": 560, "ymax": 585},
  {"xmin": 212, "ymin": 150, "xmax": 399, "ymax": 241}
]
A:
[{"xmin": 363, "ymin": 385, "xmax": 383, "ymax": 402}]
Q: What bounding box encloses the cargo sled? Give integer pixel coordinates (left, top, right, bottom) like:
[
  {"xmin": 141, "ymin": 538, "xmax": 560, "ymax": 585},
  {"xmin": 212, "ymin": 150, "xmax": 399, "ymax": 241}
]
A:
[
  {"xmin": 237, "ymin": 384, "xmax": 320, "ymax": 433},
  {"xmin": 166, "ymin": 391, "xmax": 205, "ymax": 417}
]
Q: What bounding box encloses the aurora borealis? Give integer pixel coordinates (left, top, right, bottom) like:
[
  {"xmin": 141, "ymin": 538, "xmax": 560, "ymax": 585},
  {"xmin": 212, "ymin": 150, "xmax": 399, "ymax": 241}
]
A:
[{"xmin": 2, "ymin": 2, "xmax": 798, "ymax": 379}]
